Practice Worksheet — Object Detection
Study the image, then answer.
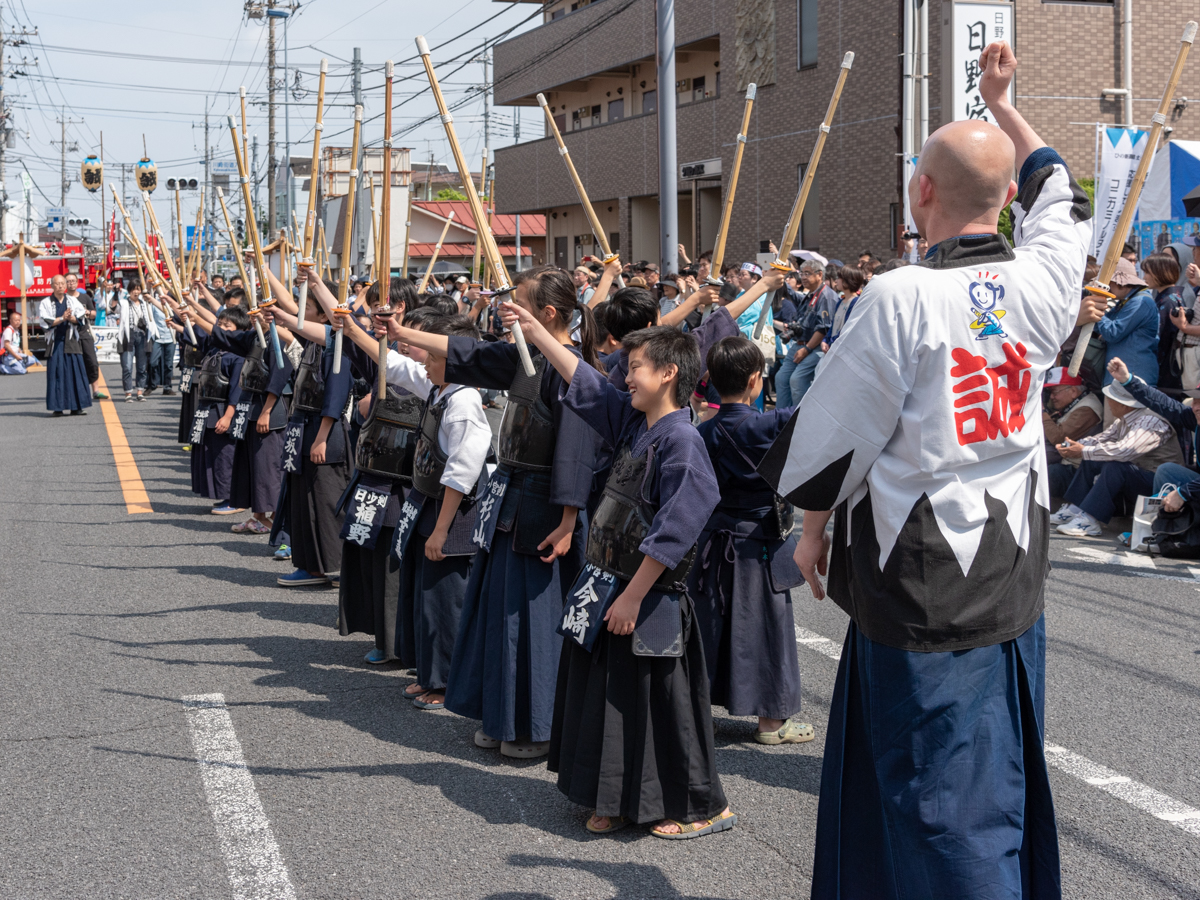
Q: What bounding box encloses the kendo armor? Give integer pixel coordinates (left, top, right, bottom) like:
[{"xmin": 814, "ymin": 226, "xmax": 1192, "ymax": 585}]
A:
[
  {"xmin": 181, "ymin": 341, "xmax": 205, "ymax": 370},
  {"xmin": 496, "ymin": 354, "xmax": 555, "ymax": 472},
  {"xmin": 238, "ymin": 342, "xmax": 270, "ymax": 395},
  {"xmin": 196, "ymin": 353, "xmax": 230, "ymax": 405},
  {"xmin": 291, "ymin": 341, "xmax": 326, "ymax": 413},
  {"xmin": 586, "ymin": 443, "xmax": 696, "ymax": 591},
  {"xmin": 411, "ymin": 388, "xmax": 484, "ymax": 501},
  {"xmin": 355, "ymin": 386, "xmax": 425, "ymax": 482}
]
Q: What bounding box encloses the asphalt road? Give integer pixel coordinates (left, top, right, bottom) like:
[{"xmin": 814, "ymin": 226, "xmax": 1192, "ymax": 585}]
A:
[{"xmin": 1, "ymin": 363, "xmax": 1198, "ymax": 900}]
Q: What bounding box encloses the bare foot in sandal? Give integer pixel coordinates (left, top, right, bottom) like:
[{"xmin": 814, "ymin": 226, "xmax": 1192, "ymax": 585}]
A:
[
  {"xmin": 403, "ymin": 683, "xmax": 426, "ymax": 698},
  {"xmin": 652, "ymin": 807, "xmax": 735, "ymax": 838}
]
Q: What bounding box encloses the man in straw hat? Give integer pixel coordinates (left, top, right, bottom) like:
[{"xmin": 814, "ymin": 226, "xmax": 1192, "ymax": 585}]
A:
[{"xmin": 757, "ymin": 42, "xmax": 1105, "ymax": 897}]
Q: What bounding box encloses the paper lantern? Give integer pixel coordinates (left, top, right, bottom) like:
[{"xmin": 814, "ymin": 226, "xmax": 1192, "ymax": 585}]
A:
[
  {"xmin": 136, "ymin": 157, "xmax": 157, "ymax": 193},
  {"xmin": 80, "ymin": 155, "xmax": 102, "ymax": 192}
]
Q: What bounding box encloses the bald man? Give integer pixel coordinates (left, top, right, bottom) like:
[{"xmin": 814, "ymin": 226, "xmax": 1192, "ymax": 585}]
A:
[{"xmin": 759, "ymin": 43, "xmax": 1102, "ymax": 898}]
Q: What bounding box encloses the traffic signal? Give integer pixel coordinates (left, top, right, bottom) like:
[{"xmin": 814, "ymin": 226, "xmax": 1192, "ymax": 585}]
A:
[
  {"xmin": 166, "ymin": 177, "xmax": 200, "ymax": 190},
  {"xmin": 235, "ymin": 218, "xmax": 245, "ymax": 242}
]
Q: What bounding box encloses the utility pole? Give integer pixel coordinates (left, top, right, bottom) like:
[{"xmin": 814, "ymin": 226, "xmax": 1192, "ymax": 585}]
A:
[
  {"xmin": 655, "ymin": 0, "xmax": 678, "ymax": 276},
  {"xmin": 53, "ymin": 110, "xmax": 82, "ymax": 208},
  {"xmin": 204, "ymin": 100, "xmax": 212, "ymax": 275},
  {"xmin": 0, "ymin": 8, "xmax": 38, "ymax": 242},
  {"xmin": 266, "ymin": 0, "xmax": 277, "ymax": 230},
  {"xmin": 252, "ymin": 134, "xmax": 260, "ymax": 234},
  {"xmin": 483, "ymin": 46, "xmax": 491, "ymax": 159}
]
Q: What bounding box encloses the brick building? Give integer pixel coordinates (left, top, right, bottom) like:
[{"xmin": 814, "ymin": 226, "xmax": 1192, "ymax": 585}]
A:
[{"xmin": 491, "ymin": 0, "xmax": 1200, "ymax": 269}]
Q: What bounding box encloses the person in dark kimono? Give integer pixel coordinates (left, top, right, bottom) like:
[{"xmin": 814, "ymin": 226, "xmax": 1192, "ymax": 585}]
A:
[
  {"xmin": 336, "ymin": 305, "xmax": 492, "ymax": 708},
  {"xmin": 392, "ymin": 266, "xmax": 600, "ymax": 759},
  {"xmin": 757, "ymin": 44, "xmax": 1102, "ymax": 899},
  {"xmin": 313, "ymin": 276, "xmax": 419, "ymax": 665},
  {"xmin": 202, "ymin": 313, "xmax": 295, "ymax": 536},
  {"xmin": 37, "ymin": 275, "xmax": 92, "ymax": 416},
  {"xmin": 692, "ymin": 336, "xmax": 809, "ymax": 744},
  {"xmin": 265, "ymin": 293, "xmax": 353, "ymax": 589},
  {"xmin": 183, "ymin": 305, "xmax": 250, "ymax": 513},
  {"xmin": 500, "ymin": 301, "xmax": 732, "ymax": 840}
]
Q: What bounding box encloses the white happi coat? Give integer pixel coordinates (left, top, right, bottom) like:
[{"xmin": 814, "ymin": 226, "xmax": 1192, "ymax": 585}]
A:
[{"xmin": 760, "ymin": 149, "xmax": 1091, "ymax": 652}]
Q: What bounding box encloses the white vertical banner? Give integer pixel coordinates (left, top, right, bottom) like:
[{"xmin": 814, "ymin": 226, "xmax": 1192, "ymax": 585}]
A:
[
  {"xmin": 950, "ymin": 2, "xmax": 1014, "ymax": 125},
  {"xmin": 1092, "ymin": 126, "xmax": 1151, "ymax": 260}
]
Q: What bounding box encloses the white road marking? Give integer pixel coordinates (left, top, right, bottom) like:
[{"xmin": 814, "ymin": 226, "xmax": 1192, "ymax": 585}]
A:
[
  {"xmin": 1065, "ymin": 546, "xmax": 1157, "ymax": 569},
  {"xmin": 794, "ymin": 624, "xmax": 842, "ymax": 661},
  {"xmin": 792, "ymin": 622, "xmax": 1200, "ymax": 840},
  {"xmin": 183, "ymin": 694, "xmax": 297, "ymax": 900},
  {"xmin": 1044, "ymin": 745, "xmax": 1200, "ymax": 837}
]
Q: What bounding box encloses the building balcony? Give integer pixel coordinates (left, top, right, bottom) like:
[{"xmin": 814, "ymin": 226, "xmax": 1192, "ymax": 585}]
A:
[
  {"xmin": 493, "ymin": 0, "xmax": 722, "ymax": 107},
  {"xmin": 493, "ymin": 95, "xmax": 725, "ymax": 214}
]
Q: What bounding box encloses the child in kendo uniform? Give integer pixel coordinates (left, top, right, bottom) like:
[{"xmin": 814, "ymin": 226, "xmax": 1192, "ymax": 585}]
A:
[
  {"xmin": 330, "ymin": 278, "xmax": 421, "ymax": 666},
  {"xmin": 502, "ymin": 297, "xmax": 734, "ymax": 840},
  {"xmin": 392, "ymin": 266, "xmax": 601, "ymax": 760},
  {"xmin": 188, "ymin": 304, "xmax": 251, "ymax": 512},
  {"xmin": 690, "ymin": 336, "xmax": 810, "ymax": 745},
  {"xmin": 336, "ymin": 305, "xmax": 492, "ymax": 709}
]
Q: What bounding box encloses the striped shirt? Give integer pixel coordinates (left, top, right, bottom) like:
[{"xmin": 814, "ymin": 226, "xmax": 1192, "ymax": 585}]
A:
[{"xmin": 1078, "ymin": 408, "xmax": 1176, "ymax": 464}]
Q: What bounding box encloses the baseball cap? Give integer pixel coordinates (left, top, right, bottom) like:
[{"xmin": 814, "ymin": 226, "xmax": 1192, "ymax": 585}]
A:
[
  {"xmin": 1110, "ymin": 257, "xmax": 1148, "ymax": 288},
  {"xmin": 1044, "ymin": 367, "xmax": 1083, "ymax": 387},
  {"xmin": 1182, "ymin": 233, "xmax": 1200, "ymax": 247}
]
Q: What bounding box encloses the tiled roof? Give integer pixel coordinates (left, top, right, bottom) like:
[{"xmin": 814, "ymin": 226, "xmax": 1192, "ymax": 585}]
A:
[
  {"xmin": 413, "ymin": 201, "xmax": 546, "ymax": 238},
  {"xmin": 407, "ymin": 242, "xmax": 532, "ymax": 258}
]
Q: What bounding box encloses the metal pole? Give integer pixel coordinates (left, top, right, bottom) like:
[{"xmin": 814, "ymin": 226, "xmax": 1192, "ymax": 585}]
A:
[
  {"xmin": 267, "ymin": 0, "xmax": 277, "ymax": 230},
  {"xmin": 204, "ymin": 102, "xmax": 211, "ymax": 275},
  {"xmin": 0, "ymin": 2, "xmax": 6, "ymax": 245},
  {"xmin": 283, "ymin": 13, "xmax": 291, "ymax": 229},
  {"xmin": 515, "ymin": 213, "xmax": 521, "ymax": 272},
  {"xmin": 656, "ymin": 0, "xmax": 678, "ymax": 276},
  {"xmin": 919, "ymin": 0, "xmax": 929, "ymax": 149},
  {"xmin": 1124, "ymin": 0, "xmax": 1133, "ymax": 127}
]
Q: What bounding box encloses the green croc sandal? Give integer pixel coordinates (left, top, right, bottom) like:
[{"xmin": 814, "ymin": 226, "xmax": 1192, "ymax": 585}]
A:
[{"xmin": 755, "ymin": 719, "xmax": 816, "ymax": 745}]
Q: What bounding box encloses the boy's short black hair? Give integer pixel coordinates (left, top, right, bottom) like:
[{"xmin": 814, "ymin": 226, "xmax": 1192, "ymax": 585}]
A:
[
  {"xmin": 622, "ymin": 325, "xmax": 700, "ymax": 409},
  {"xmin": 707, "ymin": 336, "xmax": 764, "ymax": 398},
  {"xmin": 403, "ymin": 305, "xmax": 447, "ymax": 330},
  {"xmin": 421, "ymin": 312, "xmax": 479, "ymax": 341},
  {"xmin": 606, "ymin": 286, "xmax": 660, "ymax": 341},
  {"xmin": 217, "ymin": 305, "xmax": 251, "ymax": 330},
  {"xmin": 591, "ymin": 300, "xmax": 613, "ymax": 344},
  {"xmin": 223, "ymin": 287, "xmax": 246, "ymax": 305},
  {"xmin": 422, "ymin": 294, "xmax": 460, "ymax": 316}
]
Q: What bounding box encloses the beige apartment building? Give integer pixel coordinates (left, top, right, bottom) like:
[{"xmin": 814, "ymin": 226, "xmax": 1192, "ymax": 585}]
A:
[{"xmin": 492, "ymin": 0, "xmax": 1200, "ymax": 268}]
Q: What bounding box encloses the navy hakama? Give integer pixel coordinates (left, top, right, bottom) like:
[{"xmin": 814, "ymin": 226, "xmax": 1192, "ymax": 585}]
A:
[
  {"xmin": 441, "ymin": 337, "xmax": 598, "ymax": 743},
  {"xmin": 813, "ymin": 616, "xmax": 1058, "ymax": 900},
  {"xmin": 44, "ymin": 340, "xmax": 92, "ymax": 413},
  {"xmin": 692, "ymin": 403, "xmax": 804, "ymax": 720},
  {"xmin": 190, "ymin": 345, "xmax": 244, "ymax": 502},
  {"xmin": 230, "ymin": 428, "xmax": 285, "ymax": 512},
  {"xmin": 547, "ymin": 362, "xmax": 727, "ymax": 824}
]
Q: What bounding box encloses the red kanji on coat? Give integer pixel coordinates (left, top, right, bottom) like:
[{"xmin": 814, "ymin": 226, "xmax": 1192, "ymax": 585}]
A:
[{"xmin": 950, "ymin": 342, "xmax": 1032, "ymax": 445}]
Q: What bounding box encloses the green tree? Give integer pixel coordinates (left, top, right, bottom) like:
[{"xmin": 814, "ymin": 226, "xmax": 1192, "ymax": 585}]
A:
[{"xmin": 435, "ymin": 187, "xmax": 467, "ymax": 202}]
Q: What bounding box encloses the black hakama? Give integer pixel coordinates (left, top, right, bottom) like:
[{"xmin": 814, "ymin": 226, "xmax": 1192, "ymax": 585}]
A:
[
  {"xmin": 339, "ymin": 523, "xmax": 402, "ymax": 659},
  {"xmin": 546, "ymin": 363, "xmax": 727, "ymax": 824},
  {"xmin": 550, "ymin": 593, "xmax": 727, "ymax": 825},
  {"xmin": 44, "ymin": 339, "xmax": 92, "ymax": 414},
  {"xmin": 812, "ymin": 616, "xmax": 1059, "ymax": 899},
  {"xmin": 192, "ymin": 428, "xmax": 237, "ymax": 500},
  {"xmin": 289, "ymin": 450, "xmax": 350, "ymax": 576},
  {"xmin": 441, "ymin": 337, "xmax": 599, "ymax": 744},
  {"xmin": 177, "ymin": 379, "xmax": 197, "ymax": 443},
  {"xmin": 230, "ymin": 428, "xmax": 285, "ymax": 512}
]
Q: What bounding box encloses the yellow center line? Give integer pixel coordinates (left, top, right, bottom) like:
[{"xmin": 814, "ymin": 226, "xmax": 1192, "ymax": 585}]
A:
[{"xmin": 95, "ymin": 372, "xmax": 154, "ymax": 514}]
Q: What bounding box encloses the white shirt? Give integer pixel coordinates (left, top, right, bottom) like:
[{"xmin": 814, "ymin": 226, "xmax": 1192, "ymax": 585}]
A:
[
  {"xmin": 2, "ymin": 324, "xmax": 21, "ymax": 354},
  {"xmin": 384, "ymin": 349, "xmax": 491, "ymax": 495}
]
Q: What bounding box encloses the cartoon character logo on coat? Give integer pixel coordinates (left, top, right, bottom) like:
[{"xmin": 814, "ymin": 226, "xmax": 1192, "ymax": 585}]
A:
[{"xmin": 968, "ymin": 274, "xmax": 1007, "ymax": 341}]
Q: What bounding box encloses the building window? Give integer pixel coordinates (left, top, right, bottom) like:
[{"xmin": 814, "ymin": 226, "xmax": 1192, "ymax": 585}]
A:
[
  {"xmin": 608, "ymin": 98, "xmax": 624, "ymax": 122},
  {"xmin": 610, "ymin": 231, "xmax": 619, "ymax": 252},
  {"xmin": 551, "ymin": 8, "xmax": 565, "ymax": 20},
  {"xmin": 889, "ymin": 203, "xmax": 900, "ymax": 251},
  {"xmin": 798, "ymin": 163, "xmax": 820, "ymax": 249},
  {"xmin": 553, "ymin": 113, "xmax": 567, "ymax": 133},
  {"xmin": 643, "ymin": 90, "xmax": 657, "ymax": 114},
  {"xmin": 590, "ymin": 104, "xmax": 601, "ymax": 127},
  {"xmin": 798, "ymin": 0, "xmax": 818, "ymax": 69}
]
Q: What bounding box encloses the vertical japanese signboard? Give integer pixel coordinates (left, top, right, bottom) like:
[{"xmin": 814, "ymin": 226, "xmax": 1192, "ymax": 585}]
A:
[
  {"xmin": 1092, "ymin": 127, "xmax": 1151, "ymax": 260},
  {"xmin": 947, "ymin": 1, "xmax": 1014, "ymax": 125}
]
